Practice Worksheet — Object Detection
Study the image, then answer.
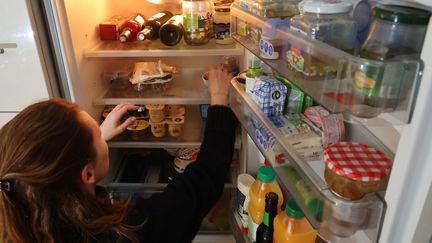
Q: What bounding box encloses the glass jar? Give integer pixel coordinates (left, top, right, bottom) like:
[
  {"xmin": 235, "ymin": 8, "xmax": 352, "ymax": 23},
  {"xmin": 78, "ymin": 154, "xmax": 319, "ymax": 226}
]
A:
[
  {"xmin": 353, "ymin": 5, "xmax": 431, "ymax": 111},
  {"xmin": 291, "ymin": 0, "xmax": 357, "ymax": 53},
  {"xmin": 323, "ymin": 142, "xmax": 392, "ymax": 200},
  {"xmin": 361, "ymin": 5, "xmax": 430, "ymax": 61},
  {"xmin": 183, "ymin": 0, "xmax": 213, "ymax": 45}
]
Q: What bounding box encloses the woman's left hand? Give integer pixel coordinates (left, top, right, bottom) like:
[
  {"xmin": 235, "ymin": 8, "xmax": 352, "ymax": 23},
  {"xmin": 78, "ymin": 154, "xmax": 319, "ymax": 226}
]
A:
[{"xmin": 100, "ymin": 103, "xmax": 139, "ymax": 141}]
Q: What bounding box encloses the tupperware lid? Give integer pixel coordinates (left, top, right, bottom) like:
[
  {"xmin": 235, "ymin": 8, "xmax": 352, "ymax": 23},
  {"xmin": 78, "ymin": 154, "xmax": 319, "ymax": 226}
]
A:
[
  {"xmin": 257, "ymin": 166, "xmax": 276, "ymax": 183},
  {"xmin": 286, "ymin": 199, "xmax": 304, "ymax": 219},
  {"xmin": 373, "ymin": 5, "xmax": 430, "ymax": 25},
  {"xmin": 299, "ymin": 0, "xmax": 353, "ymax": 14},
  {"xmin": 324, "ymin": 142, "xmax": 392, "ymax": 182}
]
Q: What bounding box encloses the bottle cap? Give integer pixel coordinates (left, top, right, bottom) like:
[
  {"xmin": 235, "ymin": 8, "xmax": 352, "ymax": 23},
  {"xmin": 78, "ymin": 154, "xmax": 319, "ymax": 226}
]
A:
[
  {"xmin": 237, "ymin": 174, "xmax": 255, "ymax": 195},
  {"xmin": 257, "ymin": 166, "xmax": 276, "ymax": 183},
  {"xmin": 119, "ymin": 29, "xmax": 131, "ymax": 42},
  {"xmin": 300, "ymin": 0, "xmax": 353, "ymax": 14},
  {"xmin": 286, "ymin": 199, "xmax": 305, "ymax": 219},
  {"xmin": 373, "ymin": 5, "xmax": 430, "ymax": 25},
  {"xmin": 137, "ymin": 31, "xmax": 145, "ymax": 41}
]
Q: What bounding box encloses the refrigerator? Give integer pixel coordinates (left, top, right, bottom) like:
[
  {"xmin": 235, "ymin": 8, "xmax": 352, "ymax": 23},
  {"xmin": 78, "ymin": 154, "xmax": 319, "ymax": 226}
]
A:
[{"xmin": 1, "ymin": 0, "xmax": 431, "ymax": 242}]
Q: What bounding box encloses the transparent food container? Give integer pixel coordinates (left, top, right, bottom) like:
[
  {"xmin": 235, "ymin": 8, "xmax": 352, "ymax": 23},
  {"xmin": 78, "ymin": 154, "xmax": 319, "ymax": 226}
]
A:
[
  {"xmin": 355, "ymin": 5, "xmax": 430, "ymax": 111},
  {"xmin": 126, "ymin": 119, "xmax": 150, "ymax": 140},
  {"xmin": 183, "ymin": 0, "xmax": 213, "ymax": 45},
  {"xmin": 288, "ymin": 0, "xmax": 357, "ymax": 79}
]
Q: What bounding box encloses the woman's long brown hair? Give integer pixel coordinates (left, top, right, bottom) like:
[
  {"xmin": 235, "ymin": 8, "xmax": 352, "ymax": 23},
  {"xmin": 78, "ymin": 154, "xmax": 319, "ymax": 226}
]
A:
[{"xmin": 0, "ymin": 99, "xmax": 140, "ymax": 243}]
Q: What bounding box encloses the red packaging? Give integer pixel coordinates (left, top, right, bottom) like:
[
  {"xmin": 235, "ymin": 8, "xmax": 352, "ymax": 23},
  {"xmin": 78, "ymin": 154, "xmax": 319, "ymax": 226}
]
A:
[{"xmin": 99, "ymin": 15, "xmax": 128, "ymax": 41}]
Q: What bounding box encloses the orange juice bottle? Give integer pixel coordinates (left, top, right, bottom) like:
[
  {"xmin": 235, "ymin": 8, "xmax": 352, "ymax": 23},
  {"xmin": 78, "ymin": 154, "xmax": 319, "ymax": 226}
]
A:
[
  {"xmin": 248, "ymin": 166, "xmax": 284, "ymax": 242},
  {"xmin": 273, "ymin": 199, "xmax": 317, "ymax": 243}
]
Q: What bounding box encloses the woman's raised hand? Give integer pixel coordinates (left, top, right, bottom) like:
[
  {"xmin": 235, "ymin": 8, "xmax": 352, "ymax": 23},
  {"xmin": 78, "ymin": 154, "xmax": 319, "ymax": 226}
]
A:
[{"xmin": 208, "ymin": 64, "xmax": 233, "ymax": 106}]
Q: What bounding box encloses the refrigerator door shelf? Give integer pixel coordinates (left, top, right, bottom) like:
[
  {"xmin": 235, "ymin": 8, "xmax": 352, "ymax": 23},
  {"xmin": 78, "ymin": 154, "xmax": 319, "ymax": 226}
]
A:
[
  {"xmin": 230, "ymin": 3, "xmax": 423, "ymax": 125},
  {"xmin": 95, "ymin": 68, "xmax": 211, "ymax": 105},
  {"xmin": 230, "ymin": 78, "xmax": 392, "ymax": 242},
  {"xmin": 85, "ymin": 39, "xmax": 243, "ymax": 58}
]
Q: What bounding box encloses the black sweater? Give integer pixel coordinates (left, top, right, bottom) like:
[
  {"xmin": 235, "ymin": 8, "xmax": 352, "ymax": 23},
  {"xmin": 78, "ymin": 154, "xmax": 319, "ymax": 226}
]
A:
[
  {"xmin": 58, "ymin": 106, "xmax": 237, "ymax": 243},
  {"xmin": 127, "ymin": 105, "xmax": 238, "ymax": 243}
]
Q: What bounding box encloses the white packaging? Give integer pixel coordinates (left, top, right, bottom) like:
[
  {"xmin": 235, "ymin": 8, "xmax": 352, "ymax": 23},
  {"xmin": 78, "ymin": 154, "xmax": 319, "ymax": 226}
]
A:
[{"xmin": 237, "ymin": 174, "xmax": 255, "ymax": 229}]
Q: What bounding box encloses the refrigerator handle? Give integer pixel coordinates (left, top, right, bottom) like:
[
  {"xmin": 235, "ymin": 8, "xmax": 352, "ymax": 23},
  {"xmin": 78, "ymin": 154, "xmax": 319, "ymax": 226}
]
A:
[{"xmin": 0, "ymin": 43, "xmax": 18, "ymax": 54}]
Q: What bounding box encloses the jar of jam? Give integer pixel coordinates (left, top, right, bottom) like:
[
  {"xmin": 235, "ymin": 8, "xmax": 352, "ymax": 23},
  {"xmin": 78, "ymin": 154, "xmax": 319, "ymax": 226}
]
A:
[{"xmin": 323, "ymin": 142, "xmax": 392, "ymax": 200}]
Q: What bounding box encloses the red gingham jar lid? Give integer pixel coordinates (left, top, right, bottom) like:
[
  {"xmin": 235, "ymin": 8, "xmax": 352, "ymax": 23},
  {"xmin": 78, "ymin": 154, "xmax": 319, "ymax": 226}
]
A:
[{"xmin": 323, "ymin": 142, "xmax": 392, "ymax": 182}]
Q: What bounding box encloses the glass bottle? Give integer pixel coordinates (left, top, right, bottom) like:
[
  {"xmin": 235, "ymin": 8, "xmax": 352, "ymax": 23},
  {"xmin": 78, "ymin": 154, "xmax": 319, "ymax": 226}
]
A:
[
  {"xmin": 137, "ymin": 11, "xmax": 174, "ymax": 41},
  {"xmin": 256, "ymin": 192, "xmax": 278, "ymax": 243},
  {"xmin": 159, "ymin": 15, "xmax": 185, "ymax": 46},
  {"xmin": 182, "ymin": 0, "xmax": 213, "ymax": 45},
  {"xmin": 119, "ymin": 14, "xmax": 146, "ymax": 43}
]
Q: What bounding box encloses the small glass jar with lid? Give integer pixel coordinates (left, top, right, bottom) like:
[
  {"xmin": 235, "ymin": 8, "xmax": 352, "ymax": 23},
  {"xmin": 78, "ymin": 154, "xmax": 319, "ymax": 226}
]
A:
[
  {"xmin": 361, "ymin": 5, "xmax": 430, "ymax": 61},
  {"xmin": 323, "ymin": 142, "xmax": 392, "ymax": 201},
  {"xmin": 287, "ymin": 0, "xmax": 356, "ymax": 79},
  {"xmin": 291, "ymin": 0, "xmax": 357, "ymax": 54},
  {"xmin": 182, "ymin": 0, "xmax": 214, "ymax": 45}
]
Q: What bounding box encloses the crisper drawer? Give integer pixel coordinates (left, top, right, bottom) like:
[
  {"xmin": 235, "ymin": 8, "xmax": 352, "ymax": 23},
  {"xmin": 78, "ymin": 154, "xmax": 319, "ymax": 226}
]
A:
[
  {"xmin": 229, "ymin": 78, "xmax": 393, "ymax": 242},
  {"xmin": 103, "ymin": 149, "xmax": 238, "ymax": 235}
]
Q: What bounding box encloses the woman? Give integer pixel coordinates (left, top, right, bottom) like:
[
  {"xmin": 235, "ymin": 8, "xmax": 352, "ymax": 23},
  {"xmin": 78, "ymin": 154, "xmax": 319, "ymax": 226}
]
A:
[{"xmin": 0, "ymin": 64, "xmax": 237, "ymax": 243}]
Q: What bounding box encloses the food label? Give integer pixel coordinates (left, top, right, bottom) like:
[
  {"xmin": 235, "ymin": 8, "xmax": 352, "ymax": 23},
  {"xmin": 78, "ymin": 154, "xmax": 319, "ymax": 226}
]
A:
[
  {"xmin": 287, "ymin": 47, "xmax": 305, "ymax": 72},
  {"xmin": 185, "ymin": 14, "xmax": 199, "ymax": 31},
  {"xmin": 259, "ymin": 39, "xmax": 279, "ymax": 59},
  {"xmin": 185, "ymin": 12, "xmax": 211, "ymax": 32},
  {"xmin": 237, "ymin": 189, "xmax": 249, "ymax": 228}
]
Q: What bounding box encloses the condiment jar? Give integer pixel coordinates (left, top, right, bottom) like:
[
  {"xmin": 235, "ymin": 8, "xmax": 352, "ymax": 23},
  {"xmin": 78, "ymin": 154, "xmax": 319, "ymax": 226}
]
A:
[
  {"xmin": 352, "ymin": 5, "xmax": 430, "ymax": 113},
  {"xmin": 183, "ymin": 0, "xmax": 213, "ymax": 45},
  {"xmin": 291, "ymin": 0, "xmax": 357, "ymax": 54},
  {"xmin": 361, "ymin": 5, "xmax": 430, "ymax": 61},
  {"xmin": 323, "ymin": 142, "xmax": 392, "ymax": 200}
]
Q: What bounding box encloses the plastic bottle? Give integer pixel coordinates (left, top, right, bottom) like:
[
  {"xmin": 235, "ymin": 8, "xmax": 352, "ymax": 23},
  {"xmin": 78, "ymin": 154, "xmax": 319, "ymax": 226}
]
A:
[
  {"xmin": 245, "ymin": 55, "xmax": 262, "ymax": 94},
  {"xmin": 237, "ymin": 173, "xmax": 255, "ymax": 230},
  {"xmin": 248, "ymin": 166, "xmax": 284, "ymax": 243},
  {"xmin": 273, "ymin": 199, "xmax": 317, "ymax": 243},
  {"xmin": 256, "ymin": 192, "xmax": 278, "ymax": 243}
]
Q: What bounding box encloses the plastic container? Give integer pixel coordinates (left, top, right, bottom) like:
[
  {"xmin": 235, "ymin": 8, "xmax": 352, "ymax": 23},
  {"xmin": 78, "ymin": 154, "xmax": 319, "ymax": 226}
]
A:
[
  {"xmin": 355, "ymin": 5, "xmax": 430, "ymax": 109},
  {"xmin": 166, "ymin": 116, "xmax": 185, "ymax": 137},
  {"xmin": 288, "ymin": 0, "xmax": 356, "ymax": 78},
  {"xmin": 174, "ymin": 148, "xmax": 200, "ymax": 173},
  {"xmin": 126, "ymin": 119, "xmax": 149, "ymax": 140},
  {"xmin": 323, "ymin": 142, "xmax": 392, "ymax": 200},
  {"xmin": 146, "ymin": 104, "xmax": 166, "ymax": 123},
  {"xmin": 248, "ymin": 166, "xmax": 284, "ymax": 242},
  {"xmin": 237, "ymin": 174, "xmax": 255, "ymax": 229},
  {"xmin": 273, "ymin": 199, "xmax": 317, "ymax": 243},
  {"xmin": 183, "ymin": 0, "xmax": 213, "ymax": 45}
]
